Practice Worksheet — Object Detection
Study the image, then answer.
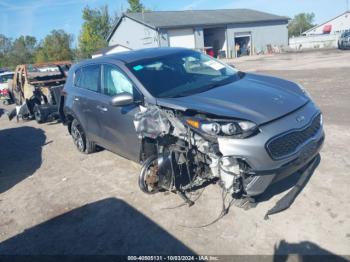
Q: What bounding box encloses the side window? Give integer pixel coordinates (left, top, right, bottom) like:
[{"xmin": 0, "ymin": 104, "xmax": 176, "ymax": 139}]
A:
[
  {"xmin": 75, "ymin": 65, "xmax": 100, "ymax": 92},
  {"xmin": 74, "ymin": 68, "xmax": 82, "ymax": 87},
  {"xmin": 103, "ymin": 65, "xmax": 133, "ymax": 96}
]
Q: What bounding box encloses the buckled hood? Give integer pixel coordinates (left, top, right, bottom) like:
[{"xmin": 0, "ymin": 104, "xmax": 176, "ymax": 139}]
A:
[{"xmin": 156, "ymin": 73, "xmax": 309, "ymax": 125}]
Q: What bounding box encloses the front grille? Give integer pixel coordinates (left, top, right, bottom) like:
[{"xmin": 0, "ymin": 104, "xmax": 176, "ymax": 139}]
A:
[{"xmin": 266, "ymin": 114, "xmax": 321, "ymax": 159}]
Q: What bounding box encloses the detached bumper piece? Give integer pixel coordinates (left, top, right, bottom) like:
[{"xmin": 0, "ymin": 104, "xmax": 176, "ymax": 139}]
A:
[{"xmin": 264, "ymin": 154, "xmax": 321, "ymax": 219}]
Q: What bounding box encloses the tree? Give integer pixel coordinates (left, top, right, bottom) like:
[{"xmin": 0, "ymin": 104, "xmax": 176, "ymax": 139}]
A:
[
  {"xmin": 288, "ymin": 13, "xmax": 315, "ymax": 37},
  {"xmin": 0, "ymin": 34, "xmax": 12, "ymax": 68},
  {"xmin": 78, "ymin": 5, "xmax": 112, "ymax": 58},
  {"xmin": 35, "ymin": 30, "xmax": 73, "ymax": 62},
  {"xmin": 127, "ymin": 0, "xmax": 145, "ymax": 12},
  {"xmin": 7, "ymin": 35, "xmax": 37, "ymax": 67}
]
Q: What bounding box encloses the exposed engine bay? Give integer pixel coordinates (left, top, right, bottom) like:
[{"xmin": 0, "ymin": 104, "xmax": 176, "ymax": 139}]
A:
[
  {"xmin": 134, "ymin": 105, "xmax": 256, "ymax": 208},
  {"xmin": 133, "ymin": 104, "xmax": 322, "ymax": 222}
]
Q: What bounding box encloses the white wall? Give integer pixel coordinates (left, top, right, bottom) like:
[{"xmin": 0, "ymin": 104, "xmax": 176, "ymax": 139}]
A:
[
  {"xmin": 168, "ymin": 29, "xmax": 195, "ymax": 48},
  {"xmin": 305, "ymin": 12, "xmax": 350, "ymax": 35},
  {"xmin": 289, "ymin": 34, "xmax": 340, "ymax": 49},
  {"xmin": 109, "ymin": 17, "xmax": 159, "ymax": 49},
  {"xmin": 106, "ymin": 46, "xmax": 131, "ymax": 54}
]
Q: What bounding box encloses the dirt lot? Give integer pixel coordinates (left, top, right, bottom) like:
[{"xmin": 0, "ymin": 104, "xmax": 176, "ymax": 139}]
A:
[{"xmin": 0, "ymin": 49, "xmax": 349, "ymax": 257}]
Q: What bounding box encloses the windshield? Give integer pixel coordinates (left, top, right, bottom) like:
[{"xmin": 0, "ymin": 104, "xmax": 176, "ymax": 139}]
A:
[{"xmin": 127, "ymin": 50, "xmax": 239, "ymax": 98}]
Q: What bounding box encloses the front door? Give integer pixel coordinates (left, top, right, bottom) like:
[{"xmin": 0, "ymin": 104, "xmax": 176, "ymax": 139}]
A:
[{"xmin": 95, "ymin": 64, "xmax": 141, "ymax": 161}]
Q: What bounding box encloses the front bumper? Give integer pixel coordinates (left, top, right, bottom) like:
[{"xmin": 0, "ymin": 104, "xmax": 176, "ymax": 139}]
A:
[{"xmin": 217, "ymin": 101, "xmax": 324, "ymax": 196}]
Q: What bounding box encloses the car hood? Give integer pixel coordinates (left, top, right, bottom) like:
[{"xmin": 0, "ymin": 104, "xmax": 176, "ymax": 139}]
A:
[{"xmin": 156, "ymin": 73, "xmax": 309, "ymax": 125}]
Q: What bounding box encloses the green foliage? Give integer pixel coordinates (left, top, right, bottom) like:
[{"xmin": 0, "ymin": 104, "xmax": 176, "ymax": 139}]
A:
[
  {"xmin": 35, "ymin": 30, "xmax": 73, "ymax": 63},
  {"xmin": 11, "ymin": 36, "xmax": 37, "ymax": 65},
  {"xmin": 78, "ymin": 5, "xmax": 112, "ymax": 58},
  {"xmin": 127, "ymin": 0, "xmax": 145, "ymax": 12},
  {"xmin": 0, "ymin": 4, "xmax": 121, "ymax": 67},
  {"xmin": 288, "ymin": 13, "xmax": 316, "ymax": 37},
  {"xmin": 0, "ymin": 34, "xmax": 12, "ymax": 68},
  {"xmin": 0, "ymin": 35, "xmax": 37, "ymax": 69}
]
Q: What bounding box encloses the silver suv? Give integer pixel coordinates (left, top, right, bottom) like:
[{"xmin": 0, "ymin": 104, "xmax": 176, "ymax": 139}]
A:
[{"xmin": 60, "ymin": 48, "xmax": 324, "ymax": 212}]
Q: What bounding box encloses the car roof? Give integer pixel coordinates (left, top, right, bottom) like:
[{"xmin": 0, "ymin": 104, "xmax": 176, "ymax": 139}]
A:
[
  {"xmin": 0, "ymin": 71, "xmax": 14, "ymax": 76},
  {"xmin": 87, "ymin": 47, "xmax": 192, "ymax": 65}
]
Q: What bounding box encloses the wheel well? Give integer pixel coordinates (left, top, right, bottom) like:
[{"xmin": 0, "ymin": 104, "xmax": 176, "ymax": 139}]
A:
[
  {"xmin": 140, "ymin": 138, "xmax": 157, "ymax": 162},
  {"xmin": 66, "ymin": 114, "xmax": 74, "ymax": 134}
]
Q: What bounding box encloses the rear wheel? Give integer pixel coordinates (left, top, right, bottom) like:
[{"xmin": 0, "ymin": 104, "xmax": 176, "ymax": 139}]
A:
[{"xmin": 71, "ymin": 119, "xmax": 95, "ymax": 154}]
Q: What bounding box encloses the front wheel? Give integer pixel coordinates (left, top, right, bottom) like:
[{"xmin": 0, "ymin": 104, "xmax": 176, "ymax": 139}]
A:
[
  {"xmin": 338, "ymin": 42, "xmax": 343, "ymax": 50},
  {"xmin": 138, "ymin": 155, "xmax": 159, "ymax": 194}
]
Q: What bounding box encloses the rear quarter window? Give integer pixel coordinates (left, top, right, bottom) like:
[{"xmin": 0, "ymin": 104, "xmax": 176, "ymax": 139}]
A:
[{"xmin": 74, "ymin": 65, "xmax": 100, "ymax": 92}]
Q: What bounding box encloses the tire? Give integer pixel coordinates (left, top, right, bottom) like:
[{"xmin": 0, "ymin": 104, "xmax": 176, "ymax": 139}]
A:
[
  {"xmin": 33, "ymin": 104, "xmax": 45, "ymax": 124},
  {"xmin": 71, "ymin": 119, "xmax": 95, "ymax": 154},
  {"xmin": 2, "ymin": 100, "xmax": 9, "ymax": 105},
  {"xmin": 138, "ymin": 155, "xmax": 159, "ymax": 194}
]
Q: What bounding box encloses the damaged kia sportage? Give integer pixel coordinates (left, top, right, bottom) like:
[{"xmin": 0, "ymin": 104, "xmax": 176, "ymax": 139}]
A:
[{"xmin": 60, "ymin": 48, "xmax": 324, "ymax": 218}]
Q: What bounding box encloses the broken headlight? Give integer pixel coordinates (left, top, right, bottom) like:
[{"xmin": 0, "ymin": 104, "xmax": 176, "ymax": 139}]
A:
[{"xmin": 185, "ymin": 118, "xmax": 258, "ymax": 138}]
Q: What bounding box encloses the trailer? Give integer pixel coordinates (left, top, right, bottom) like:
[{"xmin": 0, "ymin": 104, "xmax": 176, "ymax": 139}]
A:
[{"xmin": 9, "ymin": 61, "xmax": 71, "ymax": 123}]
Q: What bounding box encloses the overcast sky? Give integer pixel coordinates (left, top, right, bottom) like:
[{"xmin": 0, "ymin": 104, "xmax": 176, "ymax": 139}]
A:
[{"xmin": 0, "ymin": 0, "xmax": 348, "ymax": 46}]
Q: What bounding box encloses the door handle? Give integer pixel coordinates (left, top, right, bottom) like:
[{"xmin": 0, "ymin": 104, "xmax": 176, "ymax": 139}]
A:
[
  {"xmin": 96, "ymin": 105, "xmax": 108, "ymax": 112},
  {"xmin": 74, "ymin": 97, "xmax": 79, "ymax": 101}
]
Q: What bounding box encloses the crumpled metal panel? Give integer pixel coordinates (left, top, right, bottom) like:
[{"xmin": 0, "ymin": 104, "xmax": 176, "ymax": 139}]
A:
[{"xmin": 133, "ymin": 106, "xmax": 171, "ymax": 139}]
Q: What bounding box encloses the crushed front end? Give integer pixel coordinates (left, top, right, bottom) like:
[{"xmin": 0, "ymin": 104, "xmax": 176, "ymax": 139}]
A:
[{"xmin": 134, "ymin": 101, "xmax": 324, "ymax": 211}]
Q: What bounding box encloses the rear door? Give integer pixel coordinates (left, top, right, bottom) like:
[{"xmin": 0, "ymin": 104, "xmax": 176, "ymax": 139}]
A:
[
  {"xmin": 71, "ymin": 64, "xmax": 102, "ymax": 144},
  {"xmin": 94, "ymin": 63, "xmax": 141, "ymax": 161}
]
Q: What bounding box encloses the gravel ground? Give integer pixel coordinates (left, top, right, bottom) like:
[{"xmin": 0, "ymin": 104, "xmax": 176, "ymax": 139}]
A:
[{"xmin": 0, "ymin": 49, "xmax": 349, "ymax": 258}]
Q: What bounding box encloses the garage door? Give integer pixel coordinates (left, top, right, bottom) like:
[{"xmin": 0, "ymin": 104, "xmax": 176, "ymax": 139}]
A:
[{"xmin": 168, "ymin": 29, "xmax": 195, "ymax": 48}]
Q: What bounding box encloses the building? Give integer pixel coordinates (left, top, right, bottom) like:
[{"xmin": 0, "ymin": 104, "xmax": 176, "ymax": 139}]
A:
[
  {"xmin": 92, "ymin": 44, "xmax": 131, "ymax": 58},
  {"xmin": 106, "ymin": 9, "xmax": 289, "ymax": 58},
  {"xmin": 289, "ymin": 11, "xmax": 350, "ymax": 50},
  {"xmin": 304, "ymin": 11, "xmax": 350, "ymax": 36}
]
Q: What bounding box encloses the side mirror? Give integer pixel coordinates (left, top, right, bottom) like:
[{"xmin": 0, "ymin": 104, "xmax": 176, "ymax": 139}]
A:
[{"xmin": 110, "ymin": 92, "xmax": 134, "ymax": 107}]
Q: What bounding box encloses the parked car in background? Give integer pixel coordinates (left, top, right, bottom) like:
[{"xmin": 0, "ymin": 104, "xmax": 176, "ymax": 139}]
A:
[
  {"xmin": 9, "ymin": 61, "xmax": 71, "ymax": 123},
  {"xmin": 338, "ymin": 31, "xmax": 350, "ymax": 49},
  {"xmin": 60, "ymin": 48, "xmax": 324, "ymax": 213},
  {"xmin": 0, "ymin": 71, "xmax": 14, "ymax": 105}
]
